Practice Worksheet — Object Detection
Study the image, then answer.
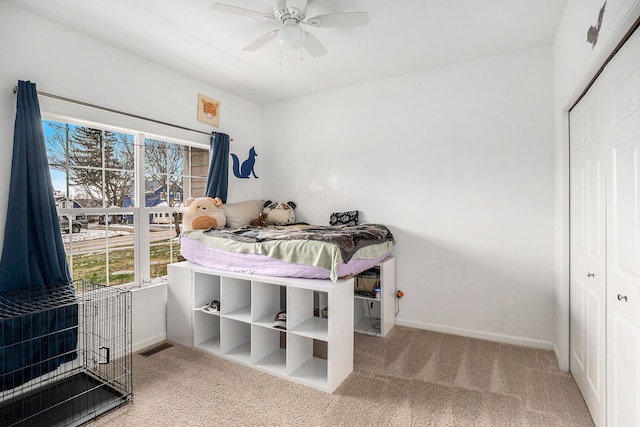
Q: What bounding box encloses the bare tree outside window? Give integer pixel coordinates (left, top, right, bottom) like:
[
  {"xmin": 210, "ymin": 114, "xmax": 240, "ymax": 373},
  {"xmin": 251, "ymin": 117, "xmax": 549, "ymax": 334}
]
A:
[
  {"xmin": 46, "ymin": 122, "xmax": 134, "ymax": 208},
  {"xmin": 145, "ymin": 139, "xmax": 185, "ymax": 235}
]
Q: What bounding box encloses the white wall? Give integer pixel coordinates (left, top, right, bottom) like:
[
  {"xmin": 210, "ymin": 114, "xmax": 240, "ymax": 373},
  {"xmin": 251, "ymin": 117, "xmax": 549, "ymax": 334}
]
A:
[
  {"xmin": 0, "ymin": 2, "xmax": 262, "ymax": 349},
  {"xmin": 262, "ymin": 46, "xmax": 556, "ymax": 348},
  {"xmin": 552, "ymin": 0, "xmax": 640, "ymax": 370},
  {"xmin": 131, "ymin": 283, "xmax": 168, "ymax": 352},
  {"xmin": 0, "ymin": 1, "xmax": 263, "ymax": 253},
  {"xmin": 6, "ymin": 0, "xmax": 638, "ymax": 356}
]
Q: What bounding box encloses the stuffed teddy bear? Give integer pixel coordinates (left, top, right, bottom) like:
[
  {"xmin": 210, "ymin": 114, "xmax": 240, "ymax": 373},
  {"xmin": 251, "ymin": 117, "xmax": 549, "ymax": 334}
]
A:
[
  {"xmin": 261, "ymin": 200, "xmax": 296, "ymax": 225},
  {"xmin": 182, "ymin": 197, "xmax": 226, "ymax": 231}
]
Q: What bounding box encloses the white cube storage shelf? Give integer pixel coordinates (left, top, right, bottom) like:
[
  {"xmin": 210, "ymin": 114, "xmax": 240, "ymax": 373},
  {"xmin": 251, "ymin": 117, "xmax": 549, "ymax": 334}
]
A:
[
  {"xmin": 353, "ymin": 256, "xmax": 396, "ymax": 337},
  {"xmin": 167, "ymin": 261, "xmax": 355, "ymax": 393}
]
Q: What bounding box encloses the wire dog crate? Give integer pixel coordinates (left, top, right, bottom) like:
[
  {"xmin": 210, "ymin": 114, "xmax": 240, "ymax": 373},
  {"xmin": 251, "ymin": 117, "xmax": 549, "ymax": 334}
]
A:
[{"xmin": 0, "ymin": 279, "xmax": 132, "ymax": 426}]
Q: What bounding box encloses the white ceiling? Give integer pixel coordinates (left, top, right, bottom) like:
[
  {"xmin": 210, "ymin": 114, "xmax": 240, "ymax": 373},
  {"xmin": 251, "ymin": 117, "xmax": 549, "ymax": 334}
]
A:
[{"xmin": 5, "ymin": 0, "xmax": 567, "ymax": 104}]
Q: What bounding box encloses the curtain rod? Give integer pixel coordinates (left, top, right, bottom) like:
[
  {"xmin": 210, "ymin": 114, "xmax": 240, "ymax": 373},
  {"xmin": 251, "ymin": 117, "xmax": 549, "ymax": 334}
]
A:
[{"xmin": 11, "ymin": 85, "xmax": 232, "ymax": 141}]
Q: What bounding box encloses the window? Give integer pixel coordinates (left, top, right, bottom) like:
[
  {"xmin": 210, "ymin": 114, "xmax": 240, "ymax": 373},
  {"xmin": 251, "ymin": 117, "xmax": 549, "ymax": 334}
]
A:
[
  {"xmin": 144, "ymin": 138, "xmax": 208, "ymax": 278},
  {"xmin": 44, "ymin": 120, "xmax": 208, "ymax": 286}
]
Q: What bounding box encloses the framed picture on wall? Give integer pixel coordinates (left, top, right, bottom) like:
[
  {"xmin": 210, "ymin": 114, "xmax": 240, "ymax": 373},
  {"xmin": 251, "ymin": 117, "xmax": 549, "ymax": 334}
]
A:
[{"xmin": 197, "ymin": 93, "xmax": 220, "ymax": 127}]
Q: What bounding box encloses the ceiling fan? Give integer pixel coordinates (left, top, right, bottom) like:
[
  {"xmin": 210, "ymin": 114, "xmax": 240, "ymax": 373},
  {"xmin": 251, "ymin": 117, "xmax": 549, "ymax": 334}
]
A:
[{"xmin": 211, "ymin": 0, "xmax": 369, "ymax": 58}]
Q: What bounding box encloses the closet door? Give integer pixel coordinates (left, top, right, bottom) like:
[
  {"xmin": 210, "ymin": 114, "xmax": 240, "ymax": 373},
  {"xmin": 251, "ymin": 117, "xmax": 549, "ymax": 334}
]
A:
[
  {"xmin": 569, "ymin": 75, "xmax": 607, "ymax": 427},
  {"xmin": 605, "ymin": 26, "xmax": 640, "ymax": 427}
]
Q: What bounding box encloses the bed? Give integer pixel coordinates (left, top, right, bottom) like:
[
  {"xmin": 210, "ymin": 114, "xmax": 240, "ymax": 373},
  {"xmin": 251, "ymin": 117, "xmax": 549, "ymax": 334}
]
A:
[{"xmin": 180, "ymin": 222, "xmax": 394, "ymax": 282}]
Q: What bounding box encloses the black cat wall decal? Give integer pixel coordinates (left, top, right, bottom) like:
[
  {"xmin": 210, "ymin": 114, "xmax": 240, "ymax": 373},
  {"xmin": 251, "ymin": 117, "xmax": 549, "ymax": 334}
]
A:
[
  {"xmin": 230, "ymin": 146, "xmax": 258, "ymax": 179},
  {"xmin": 587, "ymin": 1, "xmax": 606, "ymax": 48}
]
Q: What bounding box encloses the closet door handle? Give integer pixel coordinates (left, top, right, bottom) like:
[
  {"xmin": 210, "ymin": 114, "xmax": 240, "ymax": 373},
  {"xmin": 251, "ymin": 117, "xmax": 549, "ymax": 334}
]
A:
[
  {"xmin": 587, "ymin": 272, "xmax": 595, "ymax": 278},
  {"xmin": 617, "ymin": 294, "xmax": 628, "ymax": 302}
]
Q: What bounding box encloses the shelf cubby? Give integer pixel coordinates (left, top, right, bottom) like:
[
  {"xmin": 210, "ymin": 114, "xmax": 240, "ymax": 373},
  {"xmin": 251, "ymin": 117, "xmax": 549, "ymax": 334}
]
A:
[
  {"xmin": 287, "ymin": 288, "xmax": 329, "ymax": 341},
  {"xmin": 287, "ymin": 334, "xmax": 328, "ymax": 390},
  {"xmin": 193, "ymin": 272, "xmax": 220, "ymax": 309},
  {"xmin": 252, "ymin": 281, "xmax": 285, "ymax": 327},
  {"xmin": 220, "ymin": 317, "xmax": 251, "ymax": 364},
  {"xmin": 354, "ymin": 298, "xmax": 382, "ymax": 336},
  {"xmin": 221, "ymin": 277, "xmax": 251, "ymax": 323},
  {"xmin": 193, "ymin": 310, "xmax": 221, "ymax": 354},
  {"xmin": 252, "ymin": 326, "xmax": 286, "ymax": 376}
]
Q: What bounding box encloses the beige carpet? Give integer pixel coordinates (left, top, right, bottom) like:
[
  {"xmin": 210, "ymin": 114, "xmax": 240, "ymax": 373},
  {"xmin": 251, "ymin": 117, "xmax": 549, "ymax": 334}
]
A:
[{"xmin": 89, "ymin": 327, "xmax": 594, "ymax": 426}]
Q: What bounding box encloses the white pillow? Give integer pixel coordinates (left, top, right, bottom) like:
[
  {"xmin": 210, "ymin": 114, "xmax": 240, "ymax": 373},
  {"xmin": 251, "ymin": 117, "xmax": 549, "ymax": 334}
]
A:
[{"xmin": 222, "ymin": 200, "xmax": 265, "ymax": 228}]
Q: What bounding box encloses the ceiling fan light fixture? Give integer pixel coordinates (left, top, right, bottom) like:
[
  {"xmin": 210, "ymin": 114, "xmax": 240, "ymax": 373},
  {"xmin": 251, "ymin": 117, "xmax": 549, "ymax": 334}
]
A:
[
  {"xmin": 211, "ymin": 1, "xmax": 369, "ymax": 59},
  {"xmin": 278, "ymin": 19, "xmax": 305, "ymax": 49}
]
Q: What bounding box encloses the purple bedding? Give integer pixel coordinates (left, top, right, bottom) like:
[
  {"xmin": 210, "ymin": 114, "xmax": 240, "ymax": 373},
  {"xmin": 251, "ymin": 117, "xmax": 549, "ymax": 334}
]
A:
[
  {"xmin": 180, "ymin": 236, "xmax": 391, "ymax": 280},
  {"xmin": 179, "ymin": 224, "xmax": 395, "ymax": 281}
]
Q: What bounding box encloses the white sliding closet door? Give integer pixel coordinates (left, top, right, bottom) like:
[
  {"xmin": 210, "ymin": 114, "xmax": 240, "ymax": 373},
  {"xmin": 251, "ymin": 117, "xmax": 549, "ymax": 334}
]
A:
[
  {"xmin": 604, "ymin": 26, "xmax": 640, "ymax": 427},
  {"xmin": 570, "ymin": 75, "xmax": 607, "ymax": 427}
]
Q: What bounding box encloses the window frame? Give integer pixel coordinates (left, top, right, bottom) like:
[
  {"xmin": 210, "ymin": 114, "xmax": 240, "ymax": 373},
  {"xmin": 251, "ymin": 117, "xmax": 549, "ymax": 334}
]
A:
[{"xmin": 43, "ymin": 113, "xmax": 209, "ymax": 287}]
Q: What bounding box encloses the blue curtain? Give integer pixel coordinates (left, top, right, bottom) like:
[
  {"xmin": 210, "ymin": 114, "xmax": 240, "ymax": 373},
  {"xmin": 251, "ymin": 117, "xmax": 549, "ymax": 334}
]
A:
[
  {"xmin": 0, "ymin": 81, "xmax": 78, "ymax": 390},
  {"xmin": 204, "ymin": 132, "xmax": 230, "ymax": 203}
]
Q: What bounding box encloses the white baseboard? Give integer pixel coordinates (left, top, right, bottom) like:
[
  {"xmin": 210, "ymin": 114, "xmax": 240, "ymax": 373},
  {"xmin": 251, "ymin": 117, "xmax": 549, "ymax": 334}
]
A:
[
  {"xmin": 132, "ymin": 333, "xmax": 167, "ymax": 353},
  {"xmin": 552, "ymin": 342, "xmax": 569, "ymax": 372},
  {"xmin": 396, "ymin": 319, "xmax": 555, "ymax": 351}
]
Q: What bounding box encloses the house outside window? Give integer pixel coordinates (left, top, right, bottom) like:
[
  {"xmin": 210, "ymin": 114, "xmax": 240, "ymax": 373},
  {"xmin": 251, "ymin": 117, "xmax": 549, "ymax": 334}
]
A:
[{"xmin": 44, "ymin": 119, "xmax": 208, "ymax": 286}]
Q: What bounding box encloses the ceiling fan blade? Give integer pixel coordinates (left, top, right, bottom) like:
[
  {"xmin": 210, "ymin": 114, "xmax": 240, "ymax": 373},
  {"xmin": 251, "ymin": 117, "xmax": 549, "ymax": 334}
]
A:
[
  {"xmin": 211, "ymin": 3, "xmax": 277, "ymax": 23},
  {"xmin": 242, "ymin": 30, "xmax": 279, "ymax": 51},
  {"xmin": 304, "ymin": 12, "xmax": 369, "ymax": 28},
  {"xmin": 303, "ymin": 32, "xmax": 328, "ymax": 57}
]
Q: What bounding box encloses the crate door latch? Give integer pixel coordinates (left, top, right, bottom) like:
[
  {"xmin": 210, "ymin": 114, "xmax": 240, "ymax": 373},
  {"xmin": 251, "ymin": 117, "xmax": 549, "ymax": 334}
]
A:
[{"xmin": 98, "ymin": 346, "xmax": 110, "ymax": 364}]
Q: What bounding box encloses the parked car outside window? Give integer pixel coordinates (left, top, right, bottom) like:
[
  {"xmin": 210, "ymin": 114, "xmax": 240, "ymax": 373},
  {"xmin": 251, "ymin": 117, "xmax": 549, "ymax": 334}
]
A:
[{"xmin": 59, "ymin": 215, "xmax": 88, "ymax": 233}]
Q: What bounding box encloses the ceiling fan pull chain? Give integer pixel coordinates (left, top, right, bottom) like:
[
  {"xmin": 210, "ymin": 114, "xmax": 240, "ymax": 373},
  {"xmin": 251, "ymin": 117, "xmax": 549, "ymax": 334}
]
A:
[{"xmin": 299, "ymin": 30, "xmax": 304, "ymax": 61}]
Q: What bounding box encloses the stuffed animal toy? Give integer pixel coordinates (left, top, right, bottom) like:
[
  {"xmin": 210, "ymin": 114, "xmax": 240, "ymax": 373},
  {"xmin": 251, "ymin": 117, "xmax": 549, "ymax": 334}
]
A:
[
  {"xmin": 262, "ymin": 200, "xmax": 296, "ymax": 225},
  {"xmin": 182, "ymin": 197, "xmax": 226, "ymax": 231},
  {"xmin": 250, "ymin": 212, "xmax": 268, "ymax": 227}
]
